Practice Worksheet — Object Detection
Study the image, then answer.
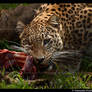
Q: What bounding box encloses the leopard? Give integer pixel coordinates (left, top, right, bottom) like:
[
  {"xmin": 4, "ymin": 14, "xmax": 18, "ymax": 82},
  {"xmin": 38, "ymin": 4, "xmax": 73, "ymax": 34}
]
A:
[{"xmin": 16, "ymin": 3, "xmax": 92, "ymax": 72}]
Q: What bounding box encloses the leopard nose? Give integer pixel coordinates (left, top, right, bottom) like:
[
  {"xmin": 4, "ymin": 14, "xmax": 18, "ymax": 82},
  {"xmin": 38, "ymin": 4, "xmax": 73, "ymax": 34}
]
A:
[
  {"xmin": 37, "ymin": 57, "xmax": 45, "ymax": 64},
  {"xmin": 40, "ymin": 57, "xmax": 45, "ymax": 61}
]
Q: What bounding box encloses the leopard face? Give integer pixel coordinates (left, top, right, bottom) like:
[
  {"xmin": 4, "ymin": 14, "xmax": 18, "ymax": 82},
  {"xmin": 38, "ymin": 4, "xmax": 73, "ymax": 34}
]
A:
[
  {"xmin": 16, "ymin": 15, "xmax": 63, "ymax": 59},
  {"xmin": 16, "ymin": 3, "xmax": 92, "ymax": 60}
]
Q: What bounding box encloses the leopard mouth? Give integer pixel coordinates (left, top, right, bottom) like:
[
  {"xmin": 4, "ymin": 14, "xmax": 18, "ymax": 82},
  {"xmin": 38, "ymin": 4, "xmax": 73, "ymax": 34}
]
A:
[
  {"xmin": 40, "ymin": 54, "xmax": 52, "ymax": 65},
  {"xmin": 36, "ymin": 58, "xmax": 45, "ymax": 64}
]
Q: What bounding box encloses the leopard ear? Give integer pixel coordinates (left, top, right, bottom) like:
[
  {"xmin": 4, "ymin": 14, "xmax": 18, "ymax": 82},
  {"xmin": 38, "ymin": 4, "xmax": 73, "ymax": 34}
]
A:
[
  {"xmin": 48, "ymin": 15, "xmax": 60, "ymax": 27},
  {"xmin": 16, "ymin": 21, "xmax": 25, "ymax": 34}
]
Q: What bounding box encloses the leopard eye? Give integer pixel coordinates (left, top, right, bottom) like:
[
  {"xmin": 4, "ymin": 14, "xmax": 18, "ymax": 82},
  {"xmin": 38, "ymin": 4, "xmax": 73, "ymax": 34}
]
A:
[
  {"xmin": 51, "ymin": 24, "xmax": 59, "ymax": 28},
  {"xmin": 44, "ymin": 39, "xmax": 51, "ymax": 45}
]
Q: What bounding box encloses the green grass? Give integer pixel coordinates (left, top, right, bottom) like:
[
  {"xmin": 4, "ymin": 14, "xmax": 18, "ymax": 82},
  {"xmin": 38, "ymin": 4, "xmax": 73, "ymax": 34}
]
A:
[
  {"xmin": 0, "ymin": 72, "xmax": 34, "ymax": 89},
  {"xmin": 0, "ymin": 70, "xmax": 92, "ymax": 89},
  {"xmin": 50, "ymin": 72, "xmax": 92, "ymax": 89}
]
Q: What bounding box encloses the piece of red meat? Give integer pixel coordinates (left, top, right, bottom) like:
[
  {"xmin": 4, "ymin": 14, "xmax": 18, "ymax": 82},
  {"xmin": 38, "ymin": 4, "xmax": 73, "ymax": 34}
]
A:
[
  {"xmin": 20, "ymin": 56, "xmax": 37, "ymax": 80},
  {"xmin": 0, "ymin": 49, "xmax": 37, "ymax": 80}
]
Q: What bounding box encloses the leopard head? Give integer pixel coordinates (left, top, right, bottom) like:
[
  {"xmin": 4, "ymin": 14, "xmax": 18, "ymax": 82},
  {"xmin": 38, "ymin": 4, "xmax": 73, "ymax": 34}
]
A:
[{"xmin": 16, "ymin": 15, "xmax": 63, "ymax": 61}]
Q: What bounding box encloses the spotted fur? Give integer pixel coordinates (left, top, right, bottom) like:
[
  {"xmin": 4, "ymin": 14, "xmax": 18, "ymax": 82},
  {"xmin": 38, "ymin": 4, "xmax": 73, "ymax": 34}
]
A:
[{"xmin": 16, "ymin": 3, "xmax": 92, "ymax": 62}]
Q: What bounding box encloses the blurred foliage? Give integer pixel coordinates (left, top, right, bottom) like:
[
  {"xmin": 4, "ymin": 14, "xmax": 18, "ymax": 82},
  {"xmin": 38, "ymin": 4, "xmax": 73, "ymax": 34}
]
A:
[
  {"xmin": 0, "ymin": 3, "xmax": 29, "ymax": 10},
  {"xmin": 80, "ymin": 56, "xmax": 92, "ymax": 72},
  {"xmin": 0, "ymin": 40, "xmax": 22, "ymax": 52},
  {"xmin": 0, "ymin": 4, "xmax": 19, "ymax": 9}
]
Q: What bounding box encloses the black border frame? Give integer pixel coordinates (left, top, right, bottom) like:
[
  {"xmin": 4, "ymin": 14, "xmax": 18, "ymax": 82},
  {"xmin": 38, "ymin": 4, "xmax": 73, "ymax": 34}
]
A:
[
  {"xmin": 0, "ymin": 0, "xmax": 92, "ymax": 3},
  {"xmin": 0, "ymin": 1, "xmax": 92, "ymax": 91}
]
